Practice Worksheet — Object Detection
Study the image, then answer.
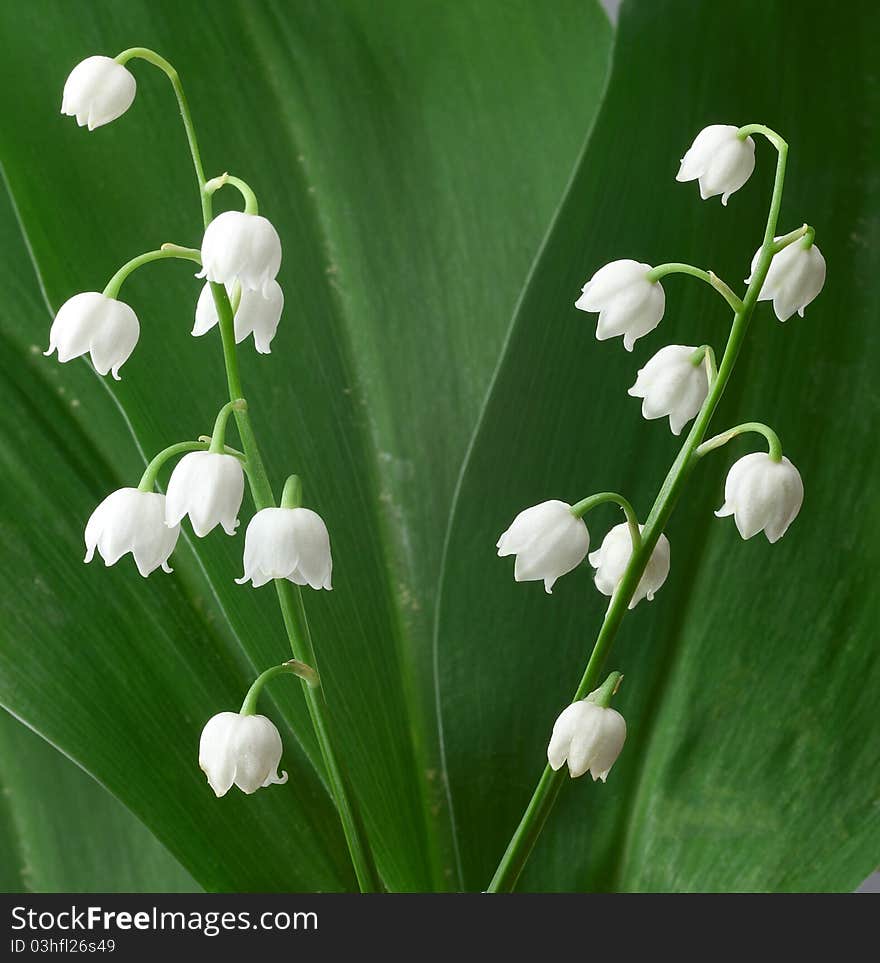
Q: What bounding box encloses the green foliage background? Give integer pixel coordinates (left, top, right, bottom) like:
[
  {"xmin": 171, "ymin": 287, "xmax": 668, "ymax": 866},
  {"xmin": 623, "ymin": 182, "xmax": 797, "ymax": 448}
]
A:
[{"xmin": 0, "ymin": 0, "xmax": 876, "ymax": 892}]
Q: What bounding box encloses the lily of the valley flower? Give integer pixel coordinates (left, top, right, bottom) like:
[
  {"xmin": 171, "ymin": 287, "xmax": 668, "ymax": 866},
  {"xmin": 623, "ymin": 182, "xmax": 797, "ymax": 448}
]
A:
[
  {"xmin": 84, "ymin": 488, "xmax": 179, "ymax": 576},
  {"xmin": 497, "ymin": 500, "xmax": 590, "ymax": 594},
  {"xmin": 628, "ymin": 344, "xmax": 709, "ymax": 435},
  {"xmin": 198, "ymin": 211, "xmax": 282, "ymax": 296},
  {"xmin": 61, "ymin": 56, "xmax": 136, "ymax": 130},
  {"xmin": 747, "ymin": 240, "xmax": 826, "ymax": 321},
  {"xmin": 236, "ymin": 507, "xmax": 333, "ymax": 590},
  {"xmin": 199, "ymin": 711, "xmax": 288, "ymax": 797},
  {"xmin": 547, "ymin": 699, "xmax": 626, "ymax": 781},
  {"xmin": 589, "ymin": 522, "xmax": 670, "ymax": 608},
  {"xmin": 192, "ymin": 281, "xmax": 284, "ymax": 354},
  {"xmin": 44, "ymin": 291, "xmax": 140, "ymax": 380},
  {"xmin": 165, "ymin": 452, "xmax": 245, "ymax": 537},
  {"xmin": 716, "ymin": 452, "xmax": 803, "ymax": 543},
  {"xmin": 676, "ymin": 125, "xmax": 756, "ymax": 205},
  {"xmin": 575, "ymin": 260, "xmax": 665, "ymax": 351}
]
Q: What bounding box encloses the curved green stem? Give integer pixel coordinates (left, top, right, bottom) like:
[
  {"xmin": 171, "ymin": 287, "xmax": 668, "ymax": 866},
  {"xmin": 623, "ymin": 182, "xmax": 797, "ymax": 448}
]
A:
[
  {"xmin": 696, "ymin": 422, "xmax": 782, "ymax": 462},
  {"xmin": 736, "ymin": 123, "xmax": 787, "ymax": 153},
  {"xmin": 208, "ymin": 398, "xmax": 246, "ymax": 454},
  {"xmin": 646, "ymin": 262, "xmax": 744, "ymax": 313},
  {"xmin": 137, "ymin": 440, "xmax": 208, "ymax": 492},
  {"xmin": 487, "ymin": 128, "xmax": 790, "ymax": 894},
  {"xmin": 205, "ymin": 173, "xmax": 259, "ymax": 215},
  {"xmin": 130, "ymin": 49, "xmax": 379, "ymax": 892},
  {"xmin": 240, "ymin": 660, "xmax": 320, "ymax": 716},
  {"xmin": 114, "ymin": 48, "xmax": 210, "ymax": 224},
  {"xmin": 103, "ymin": 246, "xmax": 201, "ymax": 300},
  {"xmin": 570, "ymin": 492, "xmax": 641, "ymax": 552}
]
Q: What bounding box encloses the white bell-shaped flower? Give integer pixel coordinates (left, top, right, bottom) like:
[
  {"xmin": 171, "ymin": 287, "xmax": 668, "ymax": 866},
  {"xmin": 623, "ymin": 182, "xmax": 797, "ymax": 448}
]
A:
[
  {"xmin": 575, "ymin": 259, "xmax": 665, "ymax": 351},
  {"xmin": 715, "ymin": 452, "xmax": 803, "ymax": 543},
  {"xmin": 192, "ymin": 281, "xmax": 284, "ymax": 354},
  {"xmin": 236, "ymin": 507, "xmax": 333, "ymax": 590},
  {"xmin": 61, "ymin": 55, "xmax": 136, "ymax": 130},
  {"xmin": 165, "ymin": 452, "xmax": 245, "ymax": 537},
  {"xmin": 44, "ymin": 291, "xmax": 139, "ymax": 380},
  {"xmin": 547, "ymin": 700, "xmax": 626, "ymax": 781},
  {"xmin": 628, "ymin": 344, "xmax": 709, "ymax": 435},
  {"xmin": 497, "ymin": 499, "xmax": 590, "ymax": 594},
  {"xmin": 746, "ymin": 241, "xmax": 826, "ymax": 321},
  {"xmin": 197, "ymin": 211, "xmax": 282, "ymax": 296},
  {"xmin": 589, "ymin": 523, "xmax": 670, "ymax": 609},
  {"xmin": 84, "ymin": 488, "xmax": 180, "ymax": 577},
  {"xmin": 199, "ymin": 711, "xmax": 288, "ymax": 797},
  {"xmin": 676, "ymin": 125, "xmax": 756, "ymax": 205}
]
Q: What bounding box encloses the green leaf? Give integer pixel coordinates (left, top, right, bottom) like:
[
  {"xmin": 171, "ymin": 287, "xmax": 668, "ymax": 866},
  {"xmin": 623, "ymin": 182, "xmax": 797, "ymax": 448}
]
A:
[
  {"xmin": 437, "ymin": 0, "xmax": 880, "ymax": 891},
  {"xmin": 0, "ymin": 0, "xmax": 611, "ymax": 890},
  {"xmin": 0, "ymin": 206, "xmax": 355, "ymax": 890},
  {"xmin": 0, "ymin": 712, "xmax": 199, "ymax": 892}
]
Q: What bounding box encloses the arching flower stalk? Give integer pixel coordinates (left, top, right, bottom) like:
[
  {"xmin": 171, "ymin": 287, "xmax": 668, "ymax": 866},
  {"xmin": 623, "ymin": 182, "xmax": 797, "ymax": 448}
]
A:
[
  {"xmin": 490, "ymin": 122, "xmax": 822, "ymax": 892},
  {"xmin": 54, "ymin": 45, "xmax": 380, "ymax": 893}
]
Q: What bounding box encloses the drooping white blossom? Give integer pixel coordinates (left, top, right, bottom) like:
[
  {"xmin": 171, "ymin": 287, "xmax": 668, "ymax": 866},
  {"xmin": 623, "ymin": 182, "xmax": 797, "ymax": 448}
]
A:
[
  {"xmin": 547, "ymin": 699, "xmax": 626, "ymax": 781},
  {"xmin": 44, "ymin": 291, "xmax": 140, "ymax": 380},
  {"xmin": 84, "ymin": 488, "xmax": 179, "ymax": 577},
  {"xmin": 236, "ymin": 507, "xmax": 333, "ymax": 590},
  {"xmin": 199, "ymin": 711, "xmax": 288, "ymax": 797},
  {"xmin": 198, "ymin": 211, "xmax": 282, "ymax": 296},
  {"xmin": 61, "ymin": 55, "xmax": 136, "ymax": 130},
  {"xmin": 628, "ymin": 344, "xmax": 709, "ymax": 435},
  {"xmin": 589, "ymin": 522, "xmax": 670, "ymax": 609},
  {"xmin": 165, "ymin": 451, "xmax": 245, "ymax": 537},
  {"xmin": 192, "ymin": 281, "xmax": 284, "ymax": 354},
  {"xmin": 575, "ymin": 260, "xmax": 666, "ymax": 351},
  {"xmin": 496, "ymin": 500, "xmax": 590, "ymax": 594},
  {"xmin": 715, "ymin": 452, "xmax": 803, "ymax": 543},
  {"xmin": 746, "ymin": 240, "xmax": 826, "ymax": 321},
  {"xmin": 676, "ymin": 125, "xmax": 756, "ymax": 205}
]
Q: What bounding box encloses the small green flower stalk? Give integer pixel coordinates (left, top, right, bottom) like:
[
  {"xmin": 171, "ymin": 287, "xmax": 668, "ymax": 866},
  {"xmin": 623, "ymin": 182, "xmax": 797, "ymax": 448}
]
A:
[
  {"xmin": 200, "ymin": 660, "xmax": 319, "ymax": 798},
  {"xmin": 492, "ymin": 123, "xmax": 824, "ymax": 891},
  {"xmin": 53, "ymin": 50, "xmax": 380, "ymax": 893}
]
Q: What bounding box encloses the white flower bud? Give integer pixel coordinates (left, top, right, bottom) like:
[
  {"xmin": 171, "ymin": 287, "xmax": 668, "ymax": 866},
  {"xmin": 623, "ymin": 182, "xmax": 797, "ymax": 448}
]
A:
[
  {"xmin": 44, "ymin": 292, "xmax": 139, "ymax": 380},
  {"xmin": 165, "ymin": 452, "xmax": 245, "ymax": 537},
  {"xmin": 575, "ymin": 259, "xmax": 665, "ymax": 352},
  {"xmin": 628, "ymin": 344, "xmax": 709, "ymax": 435},
  {"xmin": 61, "ymin": 56, "xmax": 136, "ymax": 130},
  {"xmin": 197, "ymin": 211, "xmax": 282, "ymax": 296},
  {"xmin": 676, "ymin": 125, "xmax": 756, "ymax": 205},
  {"xmin": 547, "ymin": 700, "xmax": 626, "ymax": 781},
  {"xmin": 84, "ymin": 488, "xmax": 180, "ymax": 577},
  {"xmin": 199, "ymin": 711, "xmax": 288, "ymax": 797},
  {"xmin": 496, "ymin": 500, "xmax": 590, "ymax": 594},
  {"xmin": 715, "ymin": 452, "xmax": 803, "ymax": 543},
  {"xmin": 746, "ymin": 240, "xmax": 826, "ymax": 321},
  {"xmin": 589, "ymin": 522, "xmax": 670, "ymax": 609},
  {"xmin": 192, "ymin": 281, "xmax": 284, "ymax": 354},
  {"xmin": 236, "ymin": 507, "xmax": 333, "ymax": 590}
]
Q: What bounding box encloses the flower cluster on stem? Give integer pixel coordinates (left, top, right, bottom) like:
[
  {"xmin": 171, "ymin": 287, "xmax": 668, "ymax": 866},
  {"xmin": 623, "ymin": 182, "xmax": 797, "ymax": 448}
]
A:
[
  {"xmin": 54, "ymin": 48, "xmax": 380, "ymax": 892},
  {"xmin": 490, "ymin": 121, "xmax": 824, "ymax": 892}
]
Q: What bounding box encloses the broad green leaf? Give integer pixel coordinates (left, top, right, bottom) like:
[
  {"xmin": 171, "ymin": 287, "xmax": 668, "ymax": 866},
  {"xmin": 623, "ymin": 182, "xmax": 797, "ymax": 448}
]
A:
[
  {"xmin": 0, "ymin": 712, "xmax": 199, "ymax": 892},
  {"xmin": 0, "ymin": 0, "xmax": 612, "ymax": 890},
  {"xmin": 438, "ymin": 0, "xmax": 880, "ymax": 891},
  {"xmin": 0, "ymin": 193, "xmax": 355, "ymax": 891}
]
